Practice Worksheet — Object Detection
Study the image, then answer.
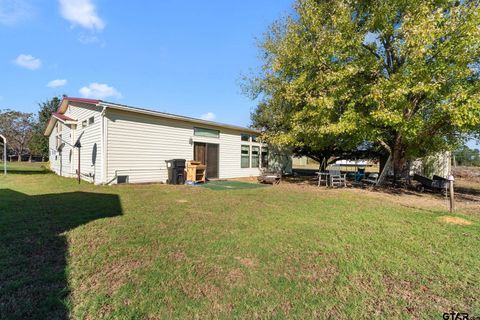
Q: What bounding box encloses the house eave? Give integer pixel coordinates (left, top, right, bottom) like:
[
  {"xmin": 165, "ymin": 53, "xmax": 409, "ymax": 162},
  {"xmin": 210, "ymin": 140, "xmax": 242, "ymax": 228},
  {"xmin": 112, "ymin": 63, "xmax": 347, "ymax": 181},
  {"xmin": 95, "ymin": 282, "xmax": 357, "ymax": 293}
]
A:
[{"xmin": 99, "ymin": 101, "xmax": 260, "ymax": 134}]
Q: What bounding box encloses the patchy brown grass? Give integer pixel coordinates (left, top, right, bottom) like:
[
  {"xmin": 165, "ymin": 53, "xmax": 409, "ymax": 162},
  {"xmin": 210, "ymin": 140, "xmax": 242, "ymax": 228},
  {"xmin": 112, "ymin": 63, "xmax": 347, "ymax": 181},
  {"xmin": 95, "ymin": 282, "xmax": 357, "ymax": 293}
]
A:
[
  {"xmin": 438, "ymin": 216, "xmax": 473, "ymax": 225},
  {"xmin": 275, "ymin": 180, "xmax": 480, "ymax": 215},
  {"xmin": 235, "ymin": 256, "xmax": 257, "ymax": 268},
  {"xmin": 3, "ymin": 163, "xmax": 479, "ymax": 319},
  {"xmin": 226, "ymin": 268, "xmax": 246, "ymax": 286}
]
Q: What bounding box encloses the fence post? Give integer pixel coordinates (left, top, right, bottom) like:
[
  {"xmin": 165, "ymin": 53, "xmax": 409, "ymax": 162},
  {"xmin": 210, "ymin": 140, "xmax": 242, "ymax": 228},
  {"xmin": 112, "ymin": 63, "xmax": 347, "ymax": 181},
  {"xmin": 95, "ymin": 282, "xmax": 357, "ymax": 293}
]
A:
[{"xmin": 448, "ymin": 174, "xmax": 455, "ymax": 213}]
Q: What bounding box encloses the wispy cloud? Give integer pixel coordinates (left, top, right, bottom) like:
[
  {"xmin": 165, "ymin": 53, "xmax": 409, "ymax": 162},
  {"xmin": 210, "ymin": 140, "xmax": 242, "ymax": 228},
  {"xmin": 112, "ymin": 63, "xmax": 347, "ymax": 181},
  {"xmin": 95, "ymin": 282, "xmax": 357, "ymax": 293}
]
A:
[
  {"xmin": 47, "ymin": 79, "xmax": 68, "ymax": 88},
  {"xmin": 78, "ymin": 33, "xmax": 99, "ymax": 44},
  {"xmin": 13, "ymin": 54, "xmax": 41, "ymax": 70},
  {"xmin": 0, "ymin": 0, "xmax": 34, "ymax": 26},
  {"xmin": 59, "ymin": 0, "xmax": 105, "ymax": 31},
  {"xmin": 200, "ymin": 112, "xmax": 216, "ymax": 121},
  {"xmin": 78, "ymin": 33, "xmax": 106, "ymax": 47},
  {"xmin": 79, "ymin": 82, "xmax": 122, "ymax": 99}
]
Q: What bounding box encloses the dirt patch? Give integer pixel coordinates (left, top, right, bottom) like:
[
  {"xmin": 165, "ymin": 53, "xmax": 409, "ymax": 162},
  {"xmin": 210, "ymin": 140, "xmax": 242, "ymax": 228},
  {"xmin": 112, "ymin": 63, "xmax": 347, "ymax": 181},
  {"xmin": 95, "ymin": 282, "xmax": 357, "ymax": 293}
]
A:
[
  {"xmin": 180, "ymin": 282, "xmax": 222, "ymax": 300},
  {"xmin": 300, "ymin": 264, "xmax": 339, "ymax": 283},
  {"xmin": 169, "ymin": 251, "xmax": 187, "ymax": 262},
  {"xmin": 75, "ymin": 258, "xmax": 152, "ymax": 298},
  {"xmin": 235, "ymin": 256, "xmax": 257, "ymax": 268},
  {"xmin": 176, "ymin": 199, "xmax": 188, "ymax": 203},
  {"xmin": 438, "ymin": 216, "xmax": 472, "ymax": 225},
  {"xmin": 382, "ymin": 275, "xmax": 452, "ymax": 314},
  {"xmin": 274, "ymin": 182, "xmax": 480, "ymax": 215},
  {"xmin": 226, "ymin": 268, "xmax": 245, "ymax": 286}
]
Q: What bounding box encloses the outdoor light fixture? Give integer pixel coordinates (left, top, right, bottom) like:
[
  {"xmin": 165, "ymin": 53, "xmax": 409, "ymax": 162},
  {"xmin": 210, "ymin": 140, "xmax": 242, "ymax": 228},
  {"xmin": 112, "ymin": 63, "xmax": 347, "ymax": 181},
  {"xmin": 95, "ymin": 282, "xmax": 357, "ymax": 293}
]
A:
[{"xmin": 189, "ymin": 137, "xmax": 193, "ymax": 145}]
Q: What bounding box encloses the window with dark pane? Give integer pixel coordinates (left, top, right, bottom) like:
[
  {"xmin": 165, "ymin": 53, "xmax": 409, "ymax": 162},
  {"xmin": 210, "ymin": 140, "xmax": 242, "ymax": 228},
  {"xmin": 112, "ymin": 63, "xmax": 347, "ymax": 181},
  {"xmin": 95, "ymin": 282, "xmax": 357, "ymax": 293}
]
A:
[{"xmin": 241, "ymin": 145, "xmax": 250, "ymax": 168}]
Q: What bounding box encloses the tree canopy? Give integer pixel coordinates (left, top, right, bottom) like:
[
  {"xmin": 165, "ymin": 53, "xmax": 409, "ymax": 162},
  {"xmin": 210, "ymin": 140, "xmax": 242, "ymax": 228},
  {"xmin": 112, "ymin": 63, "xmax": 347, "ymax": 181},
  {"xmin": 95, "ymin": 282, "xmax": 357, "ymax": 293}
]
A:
[
  {"xmin": 248, "ymin": 0, "xmax": 480, "ymax": 178},
  {"xmin": 29, "ymin": 97, "xmax": 61, "ymax": 160},
  {"xmin": 0, "ymin": 110, "xmax": 34, "ymax": 161}
]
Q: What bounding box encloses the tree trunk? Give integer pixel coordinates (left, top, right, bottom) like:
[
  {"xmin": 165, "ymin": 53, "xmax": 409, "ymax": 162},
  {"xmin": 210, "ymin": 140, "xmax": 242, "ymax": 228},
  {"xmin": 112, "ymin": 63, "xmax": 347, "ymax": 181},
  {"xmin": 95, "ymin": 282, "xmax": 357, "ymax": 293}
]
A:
[
  {"xmin": 320, "ymin": 156, "xmax": 328, "ymax": 171},
  {"xmin": 28, "ymin": 154, "xmax": 32, "ymax": 162},
  {"xmin": 391, "ymin": 142, "xmax": 407, "ymax": 185},
  {"xmin": 379, "ymin": 154, "xmax": 389, "ymax": 174}
]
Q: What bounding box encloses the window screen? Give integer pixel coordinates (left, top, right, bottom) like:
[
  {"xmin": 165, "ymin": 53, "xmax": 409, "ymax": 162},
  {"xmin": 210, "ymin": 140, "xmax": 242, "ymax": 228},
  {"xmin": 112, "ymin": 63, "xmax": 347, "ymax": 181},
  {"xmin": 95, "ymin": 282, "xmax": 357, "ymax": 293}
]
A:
[
  {"xmin": 241, "ymin": 145, "xmax": 250, "ymax": 168},
  {"xmin": 261, "ymin": 147, "xmax": 269, "ymax": 168},
  {"xmin": 194, "ymin": 127, "xmax": 220, "ymax": 138},
  {"xmin": 252, "ymin": 146, "xmax": 260, "ymax": 167}
]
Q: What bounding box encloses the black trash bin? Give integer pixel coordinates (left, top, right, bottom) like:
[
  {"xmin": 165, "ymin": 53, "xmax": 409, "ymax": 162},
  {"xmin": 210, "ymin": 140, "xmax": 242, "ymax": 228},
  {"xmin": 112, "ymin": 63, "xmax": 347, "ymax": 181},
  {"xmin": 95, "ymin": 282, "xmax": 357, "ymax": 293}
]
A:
[{"xmin": 165, "ymin": 159, "xmax": 186, "ymax": 185}]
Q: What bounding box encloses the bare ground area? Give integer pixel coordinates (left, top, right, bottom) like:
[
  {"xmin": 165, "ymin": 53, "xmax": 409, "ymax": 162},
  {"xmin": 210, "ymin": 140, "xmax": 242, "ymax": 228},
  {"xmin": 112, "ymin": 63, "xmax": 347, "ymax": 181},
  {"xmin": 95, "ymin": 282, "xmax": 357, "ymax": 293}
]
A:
[{"xmin": 274, "ymin": 173, "xmax": 480, "ymax": 216}]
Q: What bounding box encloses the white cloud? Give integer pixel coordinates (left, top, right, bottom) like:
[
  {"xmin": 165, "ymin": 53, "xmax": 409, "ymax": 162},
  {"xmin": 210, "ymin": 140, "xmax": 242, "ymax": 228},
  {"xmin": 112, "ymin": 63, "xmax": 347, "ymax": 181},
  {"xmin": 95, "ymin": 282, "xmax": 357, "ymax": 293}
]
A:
[
  {"xmin": 59, "ymin": 0, "xmax": 105, "ymax": 31},
  {"xmin": 13, "ymin": 54, "xmax": 41, "ymax": 70},
  {"xmin": 200, "ymin": 112, "xmax": 216, "ymax": 121},
  {"xmin": 0, "ymin": 0, "xmax": 34, "ymax": 26},
  {"xmin": 47, "ymin": 79, "xmax": 68, "ymax": 88},
  {"xmin": 79, "ymin": 82, "xmax": 122, "ymax": 99},
  {"xmin": 78, "ymin": 33, "xmax": 99, "ymax": 44}
]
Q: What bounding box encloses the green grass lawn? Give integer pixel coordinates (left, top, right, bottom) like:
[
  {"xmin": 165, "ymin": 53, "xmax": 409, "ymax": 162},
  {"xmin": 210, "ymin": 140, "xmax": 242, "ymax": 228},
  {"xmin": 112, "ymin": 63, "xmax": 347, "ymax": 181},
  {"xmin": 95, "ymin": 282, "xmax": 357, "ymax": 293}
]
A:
[{"xmin": 1, "ymin": 163, "xmax": 479, "ymax": 319}]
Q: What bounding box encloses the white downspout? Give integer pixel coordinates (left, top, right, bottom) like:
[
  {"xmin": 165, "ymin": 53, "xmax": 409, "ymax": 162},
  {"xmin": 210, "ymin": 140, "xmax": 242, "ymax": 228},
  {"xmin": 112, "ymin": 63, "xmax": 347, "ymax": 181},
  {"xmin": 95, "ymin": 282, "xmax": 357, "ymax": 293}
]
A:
[{"xmin": 101, "ymin": 105, "xmax": 108, "ymax": 184}]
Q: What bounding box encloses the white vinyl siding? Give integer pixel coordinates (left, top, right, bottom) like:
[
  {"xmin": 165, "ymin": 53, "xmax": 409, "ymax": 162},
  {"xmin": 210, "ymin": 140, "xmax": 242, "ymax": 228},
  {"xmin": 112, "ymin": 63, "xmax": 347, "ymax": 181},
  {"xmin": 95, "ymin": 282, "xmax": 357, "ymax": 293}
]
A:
[
  {"xmin": 105, "ymin": 108, "xmax": 263, "ymax": 184},
  {"xmin": 60, "ymin": 103, "xmax": 103, "ymax": 183},
  {"xmin": 48, "ymin": 101, "xmax": 293, "ymax": 185},
  {"xmin": 49, "ymin": 122, "xmax": 73, "ymax": 178}
]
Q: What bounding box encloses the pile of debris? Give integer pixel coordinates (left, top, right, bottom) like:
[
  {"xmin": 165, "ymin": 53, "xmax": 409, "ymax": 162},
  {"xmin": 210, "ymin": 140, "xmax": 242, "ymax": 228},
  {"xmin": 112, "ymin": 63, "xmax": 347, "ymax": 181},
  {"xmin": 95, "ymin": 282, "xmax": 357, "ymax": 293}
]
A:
[{"xmin": 453, "ymin": 166, "xmax": 480, "ymax": 181}]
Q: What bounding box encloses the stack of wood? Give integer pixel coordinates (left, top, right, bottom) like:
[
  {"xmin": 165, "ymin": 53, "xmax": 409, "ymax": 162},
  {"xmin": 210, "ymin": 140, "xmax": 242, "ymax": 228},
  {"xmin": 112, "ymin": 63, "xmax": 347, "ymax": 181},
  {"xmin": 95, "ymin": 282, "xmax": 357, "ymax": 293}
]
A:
[{"xmin": 186, "ymin": 160, "xmax": 206, "ymax": 183}]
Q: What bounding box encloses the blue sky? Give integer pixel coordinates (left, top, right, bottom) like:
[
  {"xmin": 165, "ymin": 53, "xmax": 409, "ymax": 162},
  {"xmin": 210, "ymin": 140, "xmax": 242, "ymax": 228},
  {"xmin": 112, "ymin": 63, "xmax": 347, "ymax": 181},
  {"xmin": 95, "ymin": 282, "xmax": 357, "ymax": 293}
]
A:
[
  {"xmin": 1, "ymin": 0, "xmax": 478, "ymax": 149},
  {"xmin": 0, "ymin": 0, "xmax": 293, "ymax": 126}
]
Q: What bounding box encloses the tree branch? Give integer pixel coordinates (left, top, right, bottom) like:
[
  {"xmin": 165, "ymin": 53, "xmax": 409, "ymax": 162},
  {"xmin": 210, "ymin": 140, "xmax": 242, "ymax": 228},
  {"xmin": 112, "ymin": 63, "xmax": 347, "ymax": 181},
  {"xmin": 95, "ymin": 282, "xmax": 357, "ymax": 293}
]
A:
[{"xmin": 361, "ymin": 43, "xmax": 390, "ymax": 77}]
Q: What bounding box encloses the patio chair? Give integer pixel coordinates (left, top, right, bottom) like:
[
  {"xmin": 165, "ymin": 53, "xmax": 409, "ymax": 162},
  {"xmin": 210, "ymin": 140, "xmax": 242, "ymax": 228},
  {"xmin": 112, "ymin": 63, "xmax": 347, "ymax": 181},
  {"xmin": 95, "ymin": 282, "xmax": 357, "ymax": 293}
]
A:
[
  {"xmin": 317, "ymin": 171, "xmax": 329, "ymax": 187},
  {"xmin": 355, "ymin": 167, "xmax": 366, "ymax": 182},
  {"xmin": 329, "ymin": 169, "xmax": 347, "ymax": 187},
  {"xmin": 363, "ymin": 173, "xmax": 379, "ymax": 185}
]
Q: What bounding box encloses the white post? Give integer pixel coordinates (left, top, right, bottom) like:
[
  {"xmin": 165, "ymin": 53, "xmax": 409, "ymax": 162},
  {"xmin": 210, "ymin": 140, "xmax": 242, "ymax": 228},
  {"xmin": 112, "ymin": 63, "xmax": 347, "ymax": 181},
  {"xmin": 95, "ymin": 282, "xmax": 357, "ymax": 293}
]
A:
[
  {"xmin": 448, "ymin": 174, "xmax": 455, "ymax": 213},
  {"xmin": 0, "ymin": 134, "xmax": 6, "ymax": 175}
]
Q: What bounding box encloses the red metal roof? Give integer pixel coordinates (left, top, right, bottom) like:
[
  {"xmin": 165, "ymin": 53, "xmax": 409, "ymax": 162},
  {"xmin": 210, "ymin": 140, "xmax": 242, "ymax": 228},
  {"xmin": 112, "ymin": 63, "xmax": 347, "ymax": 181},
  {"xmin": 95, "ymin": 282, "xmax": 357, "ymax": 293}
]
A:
[
  {"xmin": 67, "ymin": 97, "xmax": 100, "ymax": 104},
  {"xmin": 56, "ymin": 97, "xmax": 101, "ymax": 112},
  {"xmin": 52, "ymin": 112, "xmax": 75, "ymax": 121}
]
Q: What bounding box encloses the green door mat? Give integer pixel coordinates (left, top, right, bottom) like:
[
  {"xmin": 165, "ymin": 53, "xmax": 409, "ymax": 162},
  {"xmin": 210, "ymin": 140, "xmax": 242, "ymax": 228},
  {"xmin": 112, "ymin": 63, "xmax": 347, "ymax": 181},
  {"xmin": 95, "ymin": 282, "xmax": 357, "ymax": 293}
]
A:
[{"xmin": 202, "ymin": 180, "xmax": 268, "ymax": 191}]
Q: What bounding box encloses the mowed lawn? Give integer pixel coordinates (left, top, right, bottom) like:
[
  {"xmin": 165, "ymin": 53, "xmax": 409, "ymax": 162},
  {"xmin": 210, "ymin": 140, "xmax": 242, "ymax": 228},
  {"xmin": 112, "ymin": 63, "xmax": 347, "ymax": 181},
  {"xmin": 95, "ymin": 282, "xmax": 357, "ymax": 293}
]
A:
[{"xmin": 1, "ymin": 163, "xmax": 479, "ymax": 319}]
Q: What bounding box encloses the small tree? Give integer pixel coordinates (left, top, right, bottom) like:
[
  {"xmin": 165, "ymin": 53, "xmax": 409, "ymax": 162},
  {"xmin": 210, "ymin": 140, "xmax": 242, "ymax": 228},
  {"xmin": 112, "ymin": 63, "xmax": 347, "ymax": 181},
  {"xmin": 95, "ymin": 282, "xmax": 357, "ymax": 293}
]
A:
[
  {"xmin": 247, "ymin": 0, "xmax": 480, "ymax": 181},
  {"xmin": 29, "ymin": 97, "xmax": 61, "ymax": 161},
  {"xmin": 0, "ymin": 110, "xmax": 34, "ymax": 161},
  {"xmin": 454, "ymin": 144, "xmax": 480, "ymax": 166}
]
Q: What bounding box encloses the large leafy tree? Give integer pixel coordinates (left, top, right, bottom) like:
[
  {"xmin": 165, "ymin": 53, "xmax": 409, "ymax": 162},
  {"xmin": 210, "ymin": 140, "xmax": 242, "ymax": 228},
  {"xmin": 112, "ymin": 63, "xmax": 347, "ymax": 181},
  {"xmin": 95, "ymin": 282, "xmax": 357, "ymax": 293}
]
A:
[
  {"xmin": 29, "ymin": 97, "xmax": 61, "ymax": 160},
  {"xmin": 248, "ymin": 0, "xmax": 480, "ymax": 179},
  {"xmin": 0, "ymin": 110, "xmax": 34, "ymax": 161}
]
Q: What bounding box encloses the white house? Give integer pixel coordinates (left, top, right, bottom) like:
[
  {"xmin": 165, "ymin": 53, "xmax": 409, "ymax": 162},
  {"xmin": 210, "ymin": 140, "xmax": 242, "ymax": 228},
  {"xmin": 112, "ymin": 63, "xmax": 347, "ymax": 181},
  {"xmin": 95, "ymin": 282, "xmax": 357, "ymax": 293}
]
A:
[{"xmin": 44, "ymin": 97, "xmax": 291, "ymax": 184}]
